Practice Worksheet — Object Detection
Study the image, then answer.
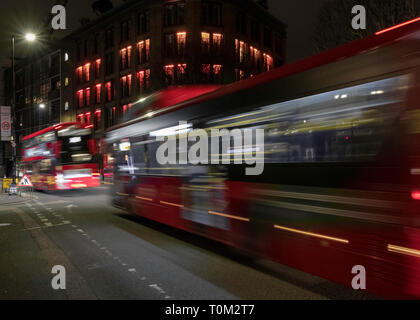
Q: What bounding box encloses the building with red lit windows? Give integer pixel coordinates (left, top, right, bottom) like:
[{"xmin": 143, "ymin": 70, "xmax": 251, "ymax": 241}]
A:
[{"xmin": 58, "ymin": 0, "xmax": 286, "ymax": 139}]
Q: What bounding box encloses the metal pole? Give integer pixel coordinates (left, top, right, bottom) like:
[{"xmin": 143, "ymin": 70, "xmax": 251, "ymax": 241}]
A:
[{"xmin": 11, "ymin": 35, "xmax": 16, "ymax": 183}]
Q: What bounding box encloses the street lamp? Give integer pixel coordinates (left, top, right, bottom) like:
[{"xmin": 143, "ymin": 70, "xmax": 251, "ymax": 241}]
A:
[
  {"xmin": 39, "ymin": 103, "xmax": 46, "ymax": 109},
  {"xmin": 11, "ymin": 32, "xmax": 37, "ymax": 185},
  {"xmin": 25, "ymin": 33, "xmax": 36, "ymax": 42}
]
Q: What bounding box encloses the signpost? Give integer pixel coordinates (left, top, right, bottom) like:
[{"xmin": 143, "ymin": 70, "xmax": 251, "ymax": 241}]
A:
[
  {"xmin": 0, "ymin": 106, "xmax": 11, "ymax": 141},
  {"xmin": 18, "ymin": 175, "xmax": 33, "ymax": 187},
  {"xmin": 18, "ymin": 175, "xmax": 33, "ymax": 198}
]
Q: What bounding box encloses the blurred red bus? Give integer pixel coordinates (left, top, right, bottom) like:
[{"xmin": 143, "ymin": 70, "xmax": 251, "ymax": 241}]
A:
[
  {"xmin": 106, "ymin": 19, "xmax": 420, "ymax": 299},
  {"xmin": 22, "ymin": 122, "xmax": 101, "ymax": 191},
  {"xmin": 101, "ymin": 85, "xmax": 221, "ymax": 183}
]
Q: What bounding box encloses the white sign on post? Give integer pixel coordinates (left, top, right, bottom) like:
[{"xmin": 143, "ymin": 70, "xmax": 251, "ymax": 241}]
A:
[{"xmin": 0, "ymin": 106, "xmax": 11, "ymax": 141}]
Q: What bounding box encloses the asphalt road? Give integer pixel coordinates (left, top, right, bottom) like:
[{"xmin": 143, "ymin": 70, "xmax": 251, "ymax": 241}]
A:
[{"xmin": 0, "ymin": 186, "xmax": 375, "ymax": 300}]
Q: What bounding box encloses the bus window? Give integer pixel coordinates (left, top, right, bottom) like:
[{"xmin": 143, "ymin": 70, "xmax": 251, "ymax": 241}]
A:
[{"xmin": 59, "ymin": 135, "xmax": 93, "ymax": 164}]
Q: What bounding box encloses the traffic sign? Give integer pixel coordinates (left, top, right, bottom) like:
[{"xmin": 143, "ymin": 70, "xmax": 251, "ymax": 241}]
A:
[
  {"xmin": 18, "ymin": 175, "xmax": 33, "ymax": 187},
  {"xmin": 1, "ymin": 121, "xmax": 10, "ymax": 130}
]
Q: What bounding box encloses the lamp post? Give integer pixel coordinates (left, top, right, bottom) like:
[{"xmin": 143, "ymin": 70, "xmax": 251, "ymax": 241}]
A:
[{"xmin": 10, "ymin": 33, "xmax": 36, "ymax": 185}]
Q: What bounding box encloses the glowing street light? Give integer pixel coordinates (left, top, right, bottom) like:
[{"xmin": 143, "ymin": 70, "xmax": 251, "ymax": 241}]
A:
[
  {"xmin": 25, "ymin": 33, "xmax": 36, "ymax": 42},
  {"xmin": 39, "ymin": 103, "xmax": 46, "ymax": 109}
]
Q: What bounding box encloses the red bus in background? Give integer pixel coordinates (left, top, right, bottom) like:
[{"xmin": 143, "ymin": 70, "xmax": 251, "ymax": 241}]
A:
[
  {"xmin": 22, "ymin": 122, "xmax": 101, "ymax": 191},
  {"xmin": 107, "ymin": 18, "xmax": 420, "ymax": 299}
]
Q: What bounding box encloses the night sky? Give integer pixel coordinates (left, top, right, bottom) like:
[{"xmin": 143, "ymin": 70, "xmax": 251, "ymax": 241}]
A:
[{"xmin": 0, "ymin": 0, "xmax": 330, "ymax": 63}]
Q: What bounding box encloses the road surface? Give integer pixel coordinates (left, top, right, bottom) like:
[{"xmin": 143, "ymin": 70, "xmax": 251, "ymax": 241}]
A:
[{"xmin": 0, "ymin": 186, "xmax": 375, "ymax": 300}]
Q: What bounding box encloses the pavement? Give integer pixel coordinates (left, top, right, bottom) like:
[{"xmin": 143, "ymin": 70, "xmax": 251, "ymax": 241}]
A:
[
  {"xmin": 0, "ymin": 186, "xmax": 376, "ymax": 300},
  {"xmin": 0, "ymin": 193, "xmax": 28, "ymax": 205}
]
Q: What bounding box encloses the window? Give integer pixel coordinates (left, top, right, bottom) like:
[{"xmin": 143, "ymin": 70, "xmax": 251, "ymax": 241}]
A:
[
  {"xmin": 120, "ymin": 75, "xmax": 132, "ymax": 97},
  {"xmin": 122, "ymin": 104, "xmax": 128, "ymax": 116},
  {"xmin": 105, "ymin": 81, "xmax": 114, "ymax": 102},
  {"xmin": 164, "ymin": 64, "xmax": 187, "ymax": 86},
  {"xmin": 95, "ymin": 59, "xmax": 101, "ymax": 78},
  {"xmin": 235, "ymin": 39, "xmax": 247, "ymax": 63},
  {"xmin": 76, "ymin": 66, "xmax": 83, "ymax": 84},
  {"xmin": 85, "ymin": 112, "xmax": 91, "ymax": 124},
  {"xmin": 235, "ymin": 68, "xmax": 245, "ymax": 81},
  {"xmin": 77, "ymin": 90, "xmax": 84, "ymax": 108},
  {"xmin": 201, "ymin": 64, "xmax": 211, "ymax": 82},
  {"xmin": 263, "ymin": 53, "xmax": 274, "ymax": 71},
  {"xmin": 164, "ymin": 34, "xmax": 176, "ymax": 57},
  {"xmin": 105, "ymin": 28, "xmax": 114, "ymax": 49},
  {"xmin": 264, "ymin": 27, "xmax": 272, "ymax": 49},
  {"xmin": 51, "ymin": 76, "xmax": 60, "ymax": 91},
  {"xmin": 212, "ymin": 33, "xmax": 222, "ymax": 56},
  {"xmin": 165, "ymin": 33, "xmax": 186, "ymax": 57},
  {"xmin": 236, "ymin": 12, "xmax": 246, "ymax": 34},
  {"xmin": 250, "ymin": 46, "xmax": 261, "ymax": 68},
  {"xmin": 201, "ymin": 64, "xmax": 222, "ymax": 83},
  {"xmin": 120, "ymin": 46, "xmax": 132, "ymax": 69},
  {"xmin": 202, "ymin": 2, "xmax": 222, "ymax": 26},
  {"xmin": 121, "ymin": 48, "xmax": 127, "ymax": 69},
  {"xmin": 164, "ymin": 2, "xmax": 185, "ymax": 27},
  {"xmin": 51, "ymin": 53, "xmax": 59, "ymax": 75},
  {"xmin": 85, "ymin": 87, "xmax": 91, "ymax": 106},
  {"xmin": 121, "ymin": 20, "xmax": 130, "ymax": 42},
  {"xmin": 137, "ymin": 69, "xmax": 151, "ymax": 93},
  {"xmin": 164, "ymin": 65, "xmax": 175, "ymax": 86},
  {"xmin": 83, "ymin": 63, "xmax": 91, "ymax": 82},
  {"xmin": 138, "ymin": 11, "xmax": 150, "ymax": 34},
  {"xmin": 77, "ymin": 113, "xmax": 84, "ymax": 123},
  {"xmin": 257, "ymin": 76, "xmax": 410, "ymax": 164},
  {"xmin": 105, "ymin": 53, "xmax": 114, "ymax": 75},
  {"xmin": 201, "ymin": 32, "xmax": 210, "ymax": 55},
  {"xmin": 95, "ymin": 84, "xmax": 102, "ymax": 104},
  {"xmin": 77, "ymin": 87, "xmax": 91, "ymax": 107},
  {"xmin": 177, "ymin": 32, "xmax": 186, "ymax": 56},
  {"xmin": 177, "ymin": 64, "xmax": 187, "ymax": 83},
  {"xmin": 94, "ymin": 109, "xmax": 101, "ymax": 130},
  {"xmin": 213, "ymin": 64, "xmax": 222, "ymax": 82},
  {"xmin": 109, "ymin": 107, "xmax": 117, "ymax": 127},
  {"xmin": 137, "ymin": 39, "xmax": 150, "ymax": 64}
]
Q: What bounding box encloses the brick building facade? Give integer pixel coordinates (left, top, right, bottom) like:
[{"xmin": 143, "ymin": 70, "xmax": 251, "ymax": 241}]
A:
[
  {"xmin": 5, "ymin": 0, "xmax": 286, "ymax": 159},
  {"xmin": 60, "ymin": 0, "xmax": 286, "ymax": 137}
]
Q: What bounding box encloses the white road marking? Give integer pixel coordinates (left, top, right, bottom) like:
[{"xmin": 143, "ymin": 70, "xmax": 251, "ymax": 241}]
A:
[
  {"xmin": 66, "ymin": 204, "xmax": 78, "ymax": 214},
  {"xmin": 149, "ymin": 284, "xmax": 166, "ymax": 294},
  {"xmin": 0, "ymin": 223, "xmax": 12, "ymax": 227}
]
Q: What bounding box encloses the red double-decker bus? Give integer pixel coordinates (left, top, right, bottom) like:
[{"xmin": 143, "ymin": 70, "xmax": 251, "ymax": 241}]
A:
[
  {"xmin": 106, "ymin": 19, "xmax": 420, "ymax": 299},
  {"xmin": 22, "ymin": 122, "xmax": 101, "ymax": 191}
]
